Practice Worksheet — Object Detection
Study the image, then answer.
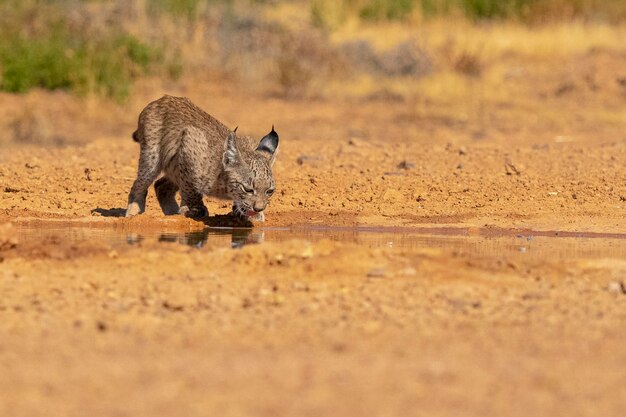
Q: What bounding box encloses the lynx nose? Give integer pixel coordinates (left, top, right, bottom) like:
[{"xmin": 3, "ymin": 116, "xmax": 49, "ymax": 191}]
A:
[{"xmin": 253, "ymin": 203, "xmax": 265, "ymax": 212}]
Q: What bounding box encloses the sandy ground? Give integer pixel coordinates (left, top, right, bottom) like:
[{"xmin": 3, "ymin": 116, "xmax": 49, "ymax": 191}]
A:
[
  {"xmin": 0, "ymin": 42, "xmax": 625, "ymax": 416},
  {"xmin": 1, "ymin": 84, "xmax": 624, "ymax": 231},
  {"xmin": 1, "ymin": 223, "xmax": 625, "ymax": 417}
]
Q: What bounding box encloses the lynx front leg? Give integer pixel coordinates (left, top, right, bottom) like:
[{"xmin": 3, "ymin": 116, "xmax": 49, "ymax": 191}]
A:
[
  {"xmin": 155, "ymin": 177, "xmax": 179, "ymax": 215},
  {"xmin": 179, "ymin": 182, "xmax": 208, "ymax": 219},
  {"xmin": 126, "ymin": 147, "xmax": 160, "ymax": 217}
]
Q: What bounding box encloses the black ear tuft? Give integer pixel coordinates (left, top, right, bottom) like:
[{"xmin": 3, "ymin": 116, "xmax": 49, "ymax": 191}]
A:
[{"xmin": 256, "ymin": 126, "xmax": 279, "ymax": 155}]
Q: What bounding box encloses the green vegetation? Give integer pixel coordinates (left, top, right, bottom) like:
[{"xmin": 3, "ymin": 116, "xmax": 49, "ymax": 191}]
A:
[
  {"xmin": 0, "ymin": 30, "xmax": 159, "ymax": 101},
  {"xmin": 311, "ymin": 0, "xmax": 626, "ymax": 27},
  {"xmin": 0, "ymin": 0, "xmax": 624, "ymax": 99},
  {"xmin": 0, "ymin": 0, "xmax": 165, "ymax": 101},
  {"xmin": 359, "ymin": 0, "xmax": 414, "ymax": 21},
  {"xmin": 147, "ymin": 0, "xmax": 207, "ymax": 19}
]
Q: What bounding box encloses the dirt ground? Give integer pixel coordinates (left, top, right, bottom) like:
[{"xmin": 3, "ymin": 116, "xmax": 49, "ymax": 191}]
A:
[{"xmin": 1, "ymin": 28, "xmax": 626, "ymax": 416}]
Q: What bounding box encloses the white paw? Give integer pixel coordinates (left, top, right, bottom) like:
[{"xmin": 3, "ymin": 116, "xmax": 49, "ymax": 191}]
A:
[{"xmin": 126, "ymin": 202, "xmax": 141, "ymax": 217}]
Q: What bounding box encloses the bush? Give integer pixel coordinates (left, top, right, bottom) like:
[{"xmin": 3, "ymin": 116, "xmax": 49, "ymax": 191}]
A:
[
  {"xmin": 311, "ymin": 0, "xmax": 626, "ymax": 25},
  {"xmin": 0, "ymin": 30, "xmax": 159, "ymax": 101},
  {"xmin": 0, "ymin": 1, "xmax": 164, "ymax": 101},
  {"xmin": 459, "ymin": 0, "xmax": 530, "ymax": 20},
  {"xmin": 359, "ymin": 0, "xmax": 415, "ymax": 21},
  {"xmin": 147, "ymin": 0, "xmax": 205, "ymax": 19},
  {"xmin": 0, "ymin": 29, "xmax": 77, "ymax": 93}
]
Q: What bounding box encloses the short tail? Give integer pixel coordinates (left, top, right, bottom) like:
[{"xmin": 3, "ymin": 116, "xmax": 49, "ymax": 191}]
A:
[{"xmin": 132, "ymin": 130, "xmax": 139, "ymax": 142}]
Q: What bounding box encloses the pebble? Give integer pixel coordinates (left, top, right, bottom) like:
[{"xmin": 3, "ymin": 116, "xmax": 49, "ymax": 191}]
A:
[
  {"xmin": 367, "ymin": 268, "xmax": 387, "ymax": 278},
  {"xmin": 400, "ymin": 267, "xmax": 417, "ymax": 276},
  {"xmin": 397, "ymin": 160, "xmax": 415, "ymax": 170},
  {"xmin": 300, "ymin": 246, "xmax": 314, "ymax": 258},
  {"xmin": 607, "ymin": 281, "xmax": 626, "ymax": 294},
  {"xmin": 296, "ymin": 155, "xmax": 322, "ymax": 165}
]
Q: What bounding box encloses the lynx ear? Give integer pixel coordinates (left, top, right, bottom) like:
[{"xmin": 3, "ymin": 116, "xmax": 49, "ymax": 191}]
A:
[
  {"xmin": 256, "ymin": 125, "xmax": 279, "ymax": 164},
  {"xmin": 223, "ymin": 129, "xmax": 241, "ymax": 167}
]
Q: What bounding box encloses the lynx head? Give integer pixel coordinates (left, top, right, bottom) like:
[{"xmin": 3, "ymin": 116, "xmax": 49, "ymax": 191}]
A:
[{"xmin": 222, "ymin": 126, "xmax": 279, "ymax": 218}]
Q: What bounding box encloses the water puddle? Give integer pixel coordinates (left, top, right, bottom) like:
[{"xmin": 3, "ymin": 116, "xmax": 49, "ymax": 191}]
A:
[{"xmin": 13, "ymin": 224, "xmax": 626, "ymax": 260}]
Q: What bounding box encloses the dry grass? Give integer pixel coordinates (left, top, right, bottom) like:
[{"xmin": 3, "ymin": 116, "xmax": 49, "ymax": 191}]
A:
[
  {"xmin": 315, "ymin": 17, "xmax": 626, "ymax": 139},
  {"xmin": 2, "ymin": 1, "xmax": 625, "ymax": 101},
  {"xmin": 1, "ymin": 1, "xmax": 625, "ymax": 148}
]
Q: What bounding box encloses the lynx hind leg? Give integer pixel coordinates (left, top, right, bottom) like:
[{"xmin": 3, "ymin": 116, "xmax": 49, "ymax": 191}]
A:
[
  {"xmin": 179, "ymin": 183, "xmax": 208, "ymax": 219},
  {"xmin": 126, "ymin": 146, "xmax": 160, "ymax": 217},
  {"xmin": 155, "ymin": 177, "xmax": 179, "ymax": 215}
]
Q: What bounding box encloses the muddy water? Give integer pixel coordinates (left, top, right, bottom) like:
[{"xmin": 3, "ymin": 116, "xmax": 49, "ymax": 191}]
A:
[{"xmin": 13, "ymin": 224, "xmax": 626, "ymax": 260}]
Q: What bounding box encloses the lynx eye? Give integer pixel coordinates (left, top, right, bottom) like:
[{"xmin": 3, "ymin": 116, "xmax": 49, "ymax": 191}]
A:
[
  {"xmin": 240, "ymin": 184, "xmax": 254, "ymax": 194},
  {"xmin": 265, "ymin": 188, "xmax": 275, "ymax": 196}
]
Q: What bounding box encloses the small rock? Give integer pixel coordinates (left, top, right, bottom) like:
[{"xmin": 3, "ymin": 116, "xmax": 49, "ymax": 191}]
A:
[
  {"xmin": 555, "ymin": 82, "xmax": 576, "ymax": 96},
  {"xmin": 504, "ymin": 157, "xmax": 523, "ymax": 176},
  {"xmin": 607, "ymin": 281, "xmax": 626, "ymax": 295},
  {"xmin": 367, "ymin": 268, "xmax": 387, "ymax": 278},
  {"xmin": 162, "ymin": 301, "xmax": 184, "ymax": 312},
  {"xmin": 397, "ymin": 160, "xmax": 415, "ymax": 170},
  {"xmin": 382, "ymin": 188, "xmax": 403, "ymax": 202},
  {"xmin": 363, "ymin": 320, "xmax": 381, "ymax": 333},
  {"xmin": 272, "ymin": 294, "xmax": 285, "ymax": 306},
  {"xmin": 300, "ymin": 246, "xmax": 313, "ymax": 259},
  {"xmin": 296, "ymin": 155, "xmax": 322, "ymax": 165},
  {"xmin": 259, "ymin": 288, "xmax": 272, "ymax": 296},
  {"xmin": 348, "ymin": 137, "xmax": 363, "ymax": 146},
  {"xmin": 400, "ymin": 267, "xmax": 417, "ymax": 276}
]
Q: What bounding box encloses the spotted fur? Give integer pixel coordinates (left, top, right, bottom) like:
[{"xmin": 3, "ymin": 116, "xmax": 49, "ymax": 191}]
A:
[{"xmin": 125, "ymin": 95, "xmax": 279, "ymax": 221}]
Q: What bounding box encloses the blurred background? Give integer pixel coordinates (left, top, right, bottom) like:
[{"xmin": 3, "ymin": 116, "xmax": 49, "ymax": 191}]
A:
[{"xmin": 0, "ymin": 0, "xmax": 625, "ymax": 147}]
